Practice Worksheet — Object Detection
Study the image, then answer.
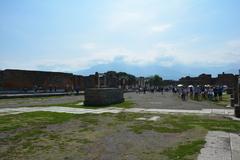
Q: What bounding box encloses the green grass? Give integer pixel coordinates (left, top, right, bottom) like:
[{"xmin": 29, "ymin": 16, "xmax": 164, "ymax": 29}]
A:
[
  {"xmin": 1, "ymin": 112, "xmax": 240, "ymax": 160},
  {"xmin": 162, "ymin": 140, "xmax": 206, "ymax": 160},
  {"xmin": 78, "ymin": 114, "xmax": 99, "ymax": 125},
  {"xmin": 0, "ymin": 111, "xmax": 77, "ymax": 131},
  {"xmin": 212, "ymin": 93, "xmax": 230, "ymax": 107},
  {"xmin": 1, "ymin": 111, "xmax": 240, "ymax": 134},
  {"xmin": 9, "ymin": 129, "xmax": 46, "ymax": 141},
  {"xmin": 113, "ymin": 100, "xmax": 135, "ymax": 108},
  {"xmin": 128, "ymin": 114, "xmax": 240, "ymax": 134},
  {"xmin": 0, "ymin": 111, "xmax": 101, "ymax": 133},
  {"xmin": 115, "ymin": 112, "xmax": 144, "ymax": 121}
]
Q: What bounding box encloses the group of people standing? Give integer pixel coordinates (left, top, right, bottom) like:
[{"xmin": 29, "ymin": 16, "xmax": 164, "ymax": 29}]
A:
[
  {"xmin": 136, "ymin": 85, "xmax": 225, "ymax": 102},
  {"xmin": 174, "ymin": 85, "xmax": 224, "ymax": 101}
]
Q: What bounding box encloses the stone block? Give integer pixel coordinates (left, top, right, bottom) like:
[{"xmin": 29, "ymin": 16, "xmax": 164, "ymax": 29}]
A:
[{"xmin": 84, "ymin": 88, "xmax": 124, "ymax": 106}]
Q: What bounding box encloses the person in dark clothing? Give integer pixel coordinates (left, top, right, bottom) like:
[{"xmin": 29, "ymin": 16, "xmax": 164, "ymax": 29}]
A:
[
  {"xmin": 213, "ymin": 87, "xmax": 218, "ymax": 101},
  {"xmin": 181, "ymin": 88, "xmax": 187, "ymax": 101},
  {"xmin": 143, "ymin": 87, "xmax": 146, "ymax": 94},
  {"xmin": 218, "ymin": 87, "xmax": 223, "ymax": 101}
]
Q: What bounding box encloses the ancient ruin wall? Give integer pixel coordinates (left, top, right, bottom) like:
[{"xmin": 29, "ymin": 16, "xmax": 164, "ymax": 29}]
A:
[{"xmin": 0, "ymin": 69, "xmax": 74, "ymax": 91}]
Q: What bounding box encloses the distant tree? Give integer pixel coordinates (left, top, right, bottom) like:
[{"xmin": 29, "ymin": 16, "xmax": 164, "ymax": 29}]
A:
[{"xmin": 148, "ymin": 75, "xmax": 163, "ymax": 87}]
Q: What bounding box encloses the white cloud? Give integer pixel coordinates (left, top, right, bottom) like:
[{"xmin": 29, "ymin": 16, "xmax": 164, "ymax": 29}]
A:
[
  {"xmin": 150, "ymin": 24, "xmax": 172, "ymax": 33},
  {"xmin": 226, "ymin": 40, "xmax": 240, "ymax": 49},
  {"xmin": 190, "ymin": 36, "xmax": 202, "ymax": 43},
  {"xmin": 106, "ymin": 11, "xmax": 149, "ymax": 31},
  {"xmin": 152, "ymin": 40, "xmax": 240, "ymax": 66},
  {"xmin": 80, "ymin": 43, "xmax": 97, "ymax": 50},
  {"xmin": 28, "ymin": 37, "xmax": 239, "ymax": 72}
]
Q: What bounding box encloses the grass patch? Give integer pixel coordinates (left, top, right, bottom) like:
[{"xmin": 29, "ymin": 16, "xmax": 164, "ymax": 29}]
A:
[
  {"xmin": 78, "ymin": 114, "xmax": 99, "ymax": 125},
  {"xmin": 128, "ymin": 114, "xmax": 240, "ymax": 134},
  {"xmin": 0, "ymin": 111, "xmax": 77, "ymax": 131},
  {"xmin": 115, "ymin": 112, "xmax": 144, "ymax": 121},
  {"xmin": 9, "ymin": 129, "xmax": 46, "ymax": 141},
  {"xmin": 211, "ymin": 93, "xmax": 230, "ymax": 107},
  {"xmin": 113, "ymin": 100, "xmax": 135, "ymax": 108},
  {"xmin": 129, "ymin": 122, "xmax": 191, "ymax": 134},
  {"xmin": 162, "ymin": 140, "xmax": 205, "ymax": 160}
]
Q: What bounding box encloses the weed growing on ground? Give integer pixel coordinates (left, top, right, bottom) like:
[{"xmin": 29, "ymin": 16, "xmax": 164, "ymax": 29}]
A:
[
  {"xmin": 162, "ymin": 140, "xmax": 206, "ymax": 160},
  {"xmin": 128, "ymin": 114, "xmax": 240, "ymax": 134},
  {"xmin": 0, "ymin": 111, "xmax": 77, "ymax": 131}
]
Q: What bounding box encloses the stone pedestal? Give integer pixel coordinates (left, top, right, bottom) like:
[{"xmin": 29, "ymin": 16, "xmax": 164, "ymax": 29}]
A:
[{"xmin": 84, "ymin": 88, "xmax": 124, "ymax": 106}]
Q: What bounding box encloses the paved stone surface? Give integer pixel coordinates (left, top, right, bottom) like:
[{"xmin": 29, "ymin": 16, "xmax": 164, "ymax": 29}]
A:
[
  {"xmin": 198, "ymin": 131, "xmax": 240, "ymax": 160},
  {"xmin": 0, "ymin": 106, "xmax": 234, "ymax": 116},
  {"xmin": 230, "ymin": 133, "xmax": 240, "ymax": 160}
]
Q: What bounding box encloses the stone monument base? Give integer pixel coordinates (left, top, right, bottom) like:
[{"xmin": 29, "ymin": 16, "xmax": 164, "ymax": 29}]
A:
[{"xmin": 84, "ymin": 88, "xmax": 124, "ymax": 106}]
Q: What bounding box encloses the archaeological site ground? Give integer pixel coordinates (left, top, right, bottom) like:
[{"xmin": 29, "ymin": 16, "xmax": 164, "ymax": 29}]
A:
[
  {"xmin": 1, "ymin": 1, "xmax": 240, "ymax": 160},
  {"xmin": 0, "ymin": 90, "xmax": 240, "ymax": 160}
]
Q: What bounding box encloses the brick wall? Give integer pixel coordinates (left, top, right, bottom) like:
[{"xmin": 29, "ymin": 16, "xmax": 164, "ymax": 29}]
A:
[{"xmin": 0, "ymin": 69, "xmax": 74, "ymax": 91}]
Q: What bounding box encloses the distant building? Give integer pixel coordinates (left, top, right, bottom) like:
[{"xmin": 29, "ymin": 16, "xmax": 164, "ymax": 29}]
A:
[
  {"xmin": 178, "ymin": 72, "xmax": 238, "ymax": 88},
  {"xmin": 0, "ymin": 69, "xmax": 74, "ymax": 93},
  {"xmin": 0, "ymin": 69, "xmax": 238, "ymax": 94},
  {"xmin": 216, "ymin": 72, "xmax": 238, "ymax": 88}
]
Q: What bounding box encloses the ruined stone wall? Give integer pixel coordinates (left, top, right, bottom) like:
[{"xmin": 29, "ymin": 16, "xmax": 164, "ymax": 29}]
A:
[
  {"xmin": 0, "ymin": 69, "xmax": 74, "ymax": 91},
  {"xmin": 217, "ymin": 74, "xmax": 237, "ymax": 88},
  {"xmin": 73, "ymin": 75, "xmax": 85, "ymax": 91},
  {"xmin": 106, "ymin": 72, "xmax": 118, "ymax": 88},
  {"xmin": 179, "ymin": 73, "xmax": 237, "ymax": 87},
  {"xmin": 0, "ymin": 70, "xmax": 3, "ymax": 90},
  {"xmin": 198, "ymin": 74, "xmax": 212, "ymax": 85},
  {"xmin": 84, "ymin": 75, "xmax": 97, "ymax": 88}
]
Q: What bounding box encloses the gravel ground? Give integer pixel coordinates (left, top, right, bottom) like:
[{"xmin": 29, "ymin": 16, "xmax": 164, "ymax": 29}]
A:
[
  {"xmin": 0, "ymin": 92, "xmax": 235, "ymax": 160},
  {"xmin": 0, "ymin": 95, "xmax": 83, "ymax": 108},
  {"xmin": 0, "ymin": 91, "xmax": 227, "ymax": 110},
  {"xmin": 125, "ymin": 92, "xmax": 227, "ymax": 110},
  {"xmin": 0, "ymin": 113, "xmax": 207, "ymax": 160}
]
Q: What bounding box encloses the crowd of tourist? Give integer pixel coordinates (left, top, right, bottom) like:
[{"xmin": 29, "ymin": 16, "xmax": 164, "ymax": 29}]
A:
[
  {"xmin": 136, "ymin": 85, "xmax": 226, "ymax": 102},
  {"xmin": 173, "ymin": 85, "xmax": 225, "ymax": 101}
]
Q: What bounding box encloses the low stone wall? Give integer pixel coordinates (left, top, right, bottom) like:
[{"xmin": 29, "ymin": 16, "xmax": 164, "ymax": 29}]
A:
[{"xmin": 84, "ymin": 88, "xmax": 124, "ymax": 106}]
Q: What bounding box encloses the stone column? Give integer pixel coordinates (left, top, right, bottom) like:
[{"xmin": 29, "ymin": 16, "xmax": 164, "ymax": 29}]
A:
[{"xmin": 235, "ymin": 75, "xmax": 240, "ymax": 118}]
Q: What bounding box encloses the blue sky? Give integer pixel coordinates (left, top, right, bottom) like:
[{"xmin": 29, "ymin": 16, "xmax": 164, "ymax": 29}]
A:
[{"xmin": 0, "ymin": 0, "xmax": 240, "ymax": 79}]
